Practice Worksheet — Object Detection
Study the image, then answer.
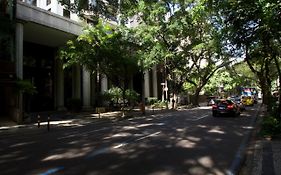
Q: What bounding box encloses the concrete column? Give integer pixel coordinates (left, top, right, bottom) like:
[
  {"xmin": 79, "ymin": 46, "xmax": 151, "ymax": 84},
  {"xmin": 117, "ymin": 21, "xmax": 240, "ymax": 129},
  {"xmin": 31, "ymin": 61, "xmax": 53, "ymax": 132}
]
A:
[
  {"xmin": 90, "ymin": 73, "xmax": 96, "ymax": 106},
  {"xmin": 152, "ymin": 65, "xmax": 158, "ymax": 99},
  {"xmin": 16, "ymin": 23, "xmax": 23, "ymax": 79},
  {"xmin": 144, "ymin": 70, "xmax": 150, "ymax": 98},
  {"xmin": 82, "ymin": 67, "xmax": 92, "ymax": 110},
  {"xmin": 72, "ymin": 64, "xmax": 81, "ymax": 99},
  {"xmin": 55, "ymin": 59, "xmax": 66, "ymax": 111},
  {"xmin": 101, "ymin": 74, "xmax": 108, "ymax": 93},
  {"xmin": 15, "ymin": 23, "xmax": 24, "ymax": 123}
]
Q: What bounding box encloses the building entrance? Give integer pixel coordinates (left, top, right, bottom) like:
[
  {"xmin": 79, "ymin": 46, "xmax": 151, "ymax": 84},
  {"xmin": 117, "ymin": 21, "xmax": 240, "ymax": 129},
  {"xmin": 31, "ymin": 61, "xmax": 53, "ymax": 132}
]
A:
[
  {"xmin": 23, "ymin": 42, "xmax": 55, "ymax": 112},
  {"xmin": 0, "ymin": 60, "xmax": 16, "ymax": 120}
]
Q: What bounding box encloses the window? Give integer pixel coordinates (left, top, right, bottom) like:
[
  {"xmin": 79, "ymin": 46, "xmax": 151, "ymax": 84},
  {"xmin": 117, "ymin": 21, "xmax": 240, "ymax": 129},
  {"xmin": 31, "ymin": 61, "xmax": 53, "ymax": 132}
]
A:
[
  {"xmin": 63, "ymin": 9, "xmax": 70, "ymax": 18},
  {"xmin": 26, "ymin": 0, "xmax": 37, "ymax": 6},
  {"xmin": 46, "ymin": 0, "xmax": 51, "ymax": 5},
  {"xmin": 0, "ymin": 0, "xmax": 8, "ymax": 17},
  {"xmin": 0, "ymin": 37, "xmax": 11, "ymax": 61}
]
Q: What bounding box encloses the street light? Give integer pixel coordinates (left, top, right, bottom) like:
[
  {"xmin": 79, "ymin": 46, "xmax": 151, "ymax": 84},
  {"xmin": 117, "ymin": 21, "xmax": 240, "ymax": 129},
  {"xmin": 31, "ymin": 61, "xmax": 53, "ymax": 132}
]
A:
[
  {"xmin": 161, "ymin": 82, "xmax": 168, "ymax": 102},
  {"xmin": 161, "ymin": 83, "xmax": 165, "ymax": 102}
]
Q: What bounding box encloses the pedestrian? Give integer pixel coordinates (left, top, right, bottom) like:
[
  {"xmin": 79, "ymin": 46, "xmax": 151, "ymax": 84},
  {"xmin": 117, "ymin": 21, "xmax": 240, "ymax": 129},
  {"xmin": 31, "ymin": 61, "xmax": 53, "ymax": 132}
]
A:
[{"xmin": 172, "ymin": 99, "xmax": 175, "ymax": 109}]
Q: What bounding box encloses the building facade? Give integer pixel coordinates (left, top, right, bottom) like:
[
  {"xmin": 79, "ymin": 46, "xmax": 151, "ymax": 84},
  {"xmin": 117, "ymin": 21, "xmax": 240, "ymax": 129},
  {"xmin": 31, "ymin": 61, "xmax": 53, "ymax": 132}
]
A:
[{"xmin": 0, "ymin": 0, "xmax": 160, "ymax": 124}]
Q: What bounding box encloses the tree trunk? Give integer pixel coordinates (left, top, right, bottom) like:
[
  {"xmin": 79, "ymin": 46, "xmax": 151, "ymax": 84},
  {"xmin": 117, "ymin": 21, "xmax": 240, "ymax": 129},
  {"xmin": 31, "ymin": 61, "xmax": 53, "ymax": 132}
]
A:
[
  {"xmin": 192, "ymin": 88, "xmax": 201, "ymax": 107},
  {"xmin": 259, "ymin": 76, "xmax": 272, "ymax": 105},
  {"xmin": 273, "ymin": 55, "xmax": 281, "ymax": 118},
  {"xmin": 121, "ymin": 89, "xmax": 126, "ymax": 117},
  {"xmin": 141, "ymin": 71, "xmax": 145, "ymax": 115},
  {"xmin": 121, "ymin": 77, "xmax": 129, "ymax": 117}
]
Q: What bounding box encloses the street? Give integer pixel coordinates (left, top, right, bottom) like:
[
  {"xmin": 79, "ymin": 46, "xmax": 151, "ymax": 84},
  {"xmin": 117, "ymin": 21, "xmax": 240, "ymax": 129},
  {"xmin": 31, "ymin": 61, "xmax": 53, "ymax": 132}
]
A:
[{"xmin": 0, "ymin": 105, "xmax": 259, "ymax": 175}]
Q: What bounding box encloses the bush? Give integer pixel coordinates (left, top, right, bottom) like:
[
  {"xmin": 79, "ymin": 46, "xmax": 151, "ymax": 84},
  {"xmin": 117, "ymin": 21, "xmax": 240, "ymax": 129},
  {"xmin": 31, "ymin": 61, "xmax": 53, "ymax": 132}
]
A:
[
  {"xmin": 269, "ymin": 101, "xmax": 280, "ymax": 118},
  {"xmin": 16, "ymin": 79, "xmax": 37, "ymax": 95},
  {"xmin": 104, "ymin": 87, "xmax": 140, "ymax": 107},
  {"xmin": 125, "ymin": 89, "xmax": 140, "ymax": 104},
  {"xmin": 103, "ymin": 87, "xmax": 122, "ymax": 104},
  {"xmin": 153, "ymin": 100, "xmax": 168, "ymax": 108},
  {"xmin": 147, "ymin": 97, "xmax": 158, "ymax": 105},
  {"xmin": 261, "ymin": 116, "xmax": 281, "ymax": 137}
]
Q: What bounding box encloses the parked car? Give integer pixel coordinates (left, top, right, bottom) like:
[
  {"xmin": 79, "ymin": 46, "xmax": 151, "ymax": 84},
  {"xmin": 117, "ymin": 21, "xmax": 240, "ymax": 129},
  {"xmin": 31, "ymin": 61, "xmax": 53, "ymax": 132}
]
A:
[
  {"xmin": 212, "ymin": 99, "xmax": 241, "ymax": 117},
  {"xmin": 229, "ymin": 96, "xmax": 245, "ymax": 111},
  {"xmin": 241, "ymin": 96, "xmax": 254, "ymax": 106}
]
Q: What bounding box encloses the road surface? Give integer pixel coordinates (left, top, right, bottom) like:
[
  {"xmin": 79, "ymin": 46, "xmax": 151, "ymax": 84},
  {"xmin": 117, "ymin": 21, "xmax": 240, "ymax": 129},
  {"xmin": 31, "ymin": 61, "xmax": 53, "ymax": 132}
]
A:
[{"xmin": 0, "ymin": 105, "xmax": 259, "ymax": 175}]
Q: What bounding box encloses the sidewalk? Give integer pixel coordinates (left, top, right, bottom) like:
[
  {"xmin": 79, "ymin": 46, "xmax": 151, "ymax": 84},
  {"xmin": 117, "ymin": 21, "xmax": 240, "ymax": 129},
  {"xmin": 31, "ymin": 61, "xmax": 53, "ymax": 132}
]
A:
[
  {"xmin": 0, "ymin": 107, "xmax": 172, "ymax": 131},
  {"xmin": 241, "ymin": 138, "xmax": 281, "ymax": 175},
  {"xmin": 240, "ymin": 106, "xmax": 281, "ymax": 175}
]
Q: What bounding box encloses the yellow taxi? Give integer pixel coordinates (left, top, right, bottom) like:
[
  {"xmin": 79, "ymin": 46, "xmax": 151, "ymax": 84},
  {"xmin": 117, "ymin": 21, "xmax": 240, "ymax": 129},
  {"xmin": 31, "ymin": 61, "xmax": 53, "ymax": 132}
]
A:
[{"xmin": 241, "ymin": 96, "xmax": 254, "ymax": 106}]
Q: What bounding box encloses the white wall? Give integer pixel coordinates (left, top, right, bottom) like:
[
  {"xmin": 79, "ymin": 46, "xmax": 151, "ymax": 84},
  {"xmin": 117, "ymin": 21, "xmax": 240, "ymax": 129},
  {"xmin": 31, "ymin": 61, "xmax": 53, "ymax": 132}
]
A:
[
  {"xmin": 17, "ymin": 1, "xmax": 83, "ymax": 36},
  {"xmin": 24, "ymin": 0, "xmax": 80, "ymax": 22}
]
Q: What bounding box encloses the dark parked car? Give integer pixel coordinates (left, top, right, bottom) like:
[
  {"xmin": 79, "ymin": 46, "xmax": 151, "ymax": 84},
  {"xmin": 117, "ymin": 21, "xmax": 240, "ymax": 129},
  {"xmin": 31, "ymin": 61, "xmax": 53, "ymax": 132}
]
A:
[{"xmin": 212, "ymin": 99, "xmax": 240, "ymax": 117}]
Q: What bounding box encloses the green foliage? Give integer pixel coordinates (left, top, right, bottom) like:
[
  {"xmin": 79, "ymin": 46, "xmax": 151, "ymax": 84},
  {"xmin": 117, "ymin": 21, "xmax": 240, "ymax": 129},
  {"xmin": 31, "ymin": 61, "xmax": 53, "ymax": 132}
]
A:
[
  {"xmin": 213, "ymin": 0, "xmax": 281, "ymax": 49},
  {"xmin": 146, "ymin": 97, "xmax": 158, "ymax": 105},
  {"xmin": 212, "ymin": 0, "xmax": 281, "ymax": 106},
  {"xmin": 103, "ymin": 87, "xmax": 139, "ymax": 105},
  {"xmin": 152, "ymin": 100, "xmax": 168, "ymax": 108},
  {"xmin": 59, "ymin": 20, "xmax": 140, "ymax": 92},
  {"xmin": 16, "ymin": 79, "xmax": 37, "ymax": 95},
  {"xmin": 122, "ymin": 0, "xmax": 229, "ymax": 104},
  {"xmin": 203, "ymin": 71, "xmax": 233, "ymax": 95},
  {"xmin": 203, "ymin": 62, "xmax": 259, "ymax": 95},
  {"xmin": 231, "ymin": 62, "xmax": 257, "ymax": 85},
  {"xmin": 103, "ymin": 87, "xmax": 122, "ymax": 104},
  {"xmin": 261, "ymin": 116, "xmax": 281, "ymax": 137},
  {"xmin": 125, "ymin": 89, "xmax": 140, "ymax": 103}
]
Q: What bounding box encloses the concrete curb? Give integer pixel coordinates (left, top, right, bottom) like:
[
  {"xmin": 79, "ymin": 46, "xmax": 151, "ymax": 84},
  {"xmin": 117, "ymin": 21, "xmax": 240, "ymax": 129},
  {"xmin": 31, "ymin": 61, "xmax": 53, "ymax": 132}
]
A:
[
  {"xmin": 227, "ymin": 104, "xmax": 263, "ymax": 175},
  {"xmin": 0, "ymin": 117, "xmax": 110, "ymax": 134},
  {"xmin": 0, "ymin": 108, "xmax": 173, "ymax": 133}
]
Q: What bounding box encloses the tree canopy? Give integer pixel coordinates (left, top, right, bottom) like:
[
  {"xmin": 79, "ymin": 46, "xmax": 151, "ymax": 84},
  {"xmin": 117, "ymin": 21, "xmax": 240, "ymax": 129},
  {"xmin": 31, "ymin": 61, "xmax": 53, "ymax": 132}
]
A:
[
  {"xmin": 59, "ymin": 0, "xmax": 281, "ymax": 110},
  {"xmin": 59, "ymin": 20, "xmax": 140, "ymax": 88},
  {"xmin": 211, "ymin": 0, "xmax": 281, "ymax": 108},
  {"xmin": 120, "ymin": 0, "xmax": 231, "ymax": 105}
]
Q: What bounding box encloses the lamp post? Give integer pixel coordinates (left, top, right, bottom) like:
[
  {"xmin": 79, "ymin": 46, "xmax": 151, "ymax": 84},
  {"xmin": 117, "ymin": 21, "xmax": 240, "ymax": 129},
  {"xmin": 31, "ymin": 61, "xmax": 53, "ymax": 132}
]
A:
[
  {"xmin": 161, "ymin": 57, "xmax": 168, "ymax": 102},
  {"xmin": 161, "ymin": 82, "xmax": 168, "ymax": 102},
  {"xmin": 161, "ymin": 83, "xmax": 165, "ymax": 102}
]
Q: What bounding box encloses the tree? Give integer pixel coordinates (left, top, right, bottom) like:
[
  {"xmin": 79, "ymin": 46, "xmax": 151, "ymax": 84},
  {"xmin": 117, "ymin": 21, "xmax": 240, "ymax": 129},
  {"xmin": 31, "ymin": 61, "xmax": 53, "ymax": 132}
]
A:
[
  {"xmin": 212, "ymin": 0, "xmax": 281, "ymax": 112},
  {"xmin": 204, "ymin": 62, "xmax": 258, "ymax": 96},
  {"xmin": 59, "ymin": 20, "xmax": 140, "ymax": 110},
  {"xmin": 122, "ymin": 0, "xmax": 229, "ymax": 106},
  {"xmin": 203, "ymin": 70, "xmax": 235, "ymax": 96}
]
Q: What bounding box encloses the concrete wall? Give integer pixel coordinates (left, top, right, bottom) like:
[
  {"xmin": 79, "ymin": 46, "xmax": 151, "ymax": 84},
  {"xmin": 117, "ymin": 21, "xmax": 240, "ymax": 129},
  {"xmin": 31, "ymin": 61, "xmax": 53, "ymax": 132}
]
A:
[{"xmin": 17, "ymin": 1, "xmax": 83, "ymax": 35}]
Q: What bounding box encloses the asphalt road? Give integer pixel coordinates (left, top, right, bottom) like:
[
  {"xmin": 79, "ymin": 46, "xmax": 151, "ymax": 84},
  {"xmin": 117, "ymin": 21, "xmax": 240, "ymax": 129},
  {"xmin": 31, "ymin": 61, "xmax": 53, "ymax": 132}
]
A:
[{"xmin": 0, "ymin": 105, "xmax": 259, "ymax": 175}]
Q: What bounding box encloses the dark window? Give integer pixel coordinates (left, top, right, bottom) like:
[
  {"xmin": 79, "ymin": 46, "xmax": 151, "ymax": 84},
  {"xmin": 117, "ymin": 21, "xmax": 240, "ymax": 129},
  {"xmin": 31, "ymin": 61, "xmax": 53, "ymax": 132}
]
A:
[
  {"xmin": 0, "ymin": 37, "xmax": 11, "ymax": 61},
  {"xmin": 63, "ymin": 9, "xmax": 70, "ymax": 18},
  {"xmin": 0, "ymin": 0, "xmax": 8, "ymax": 16},
  {"xmin": 23, "ymin": 42, "xmax": 55, "ymax": 112},
  {"xmin": 46, "ymin": 0, "xmax": 51, "ymax": 5}
]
